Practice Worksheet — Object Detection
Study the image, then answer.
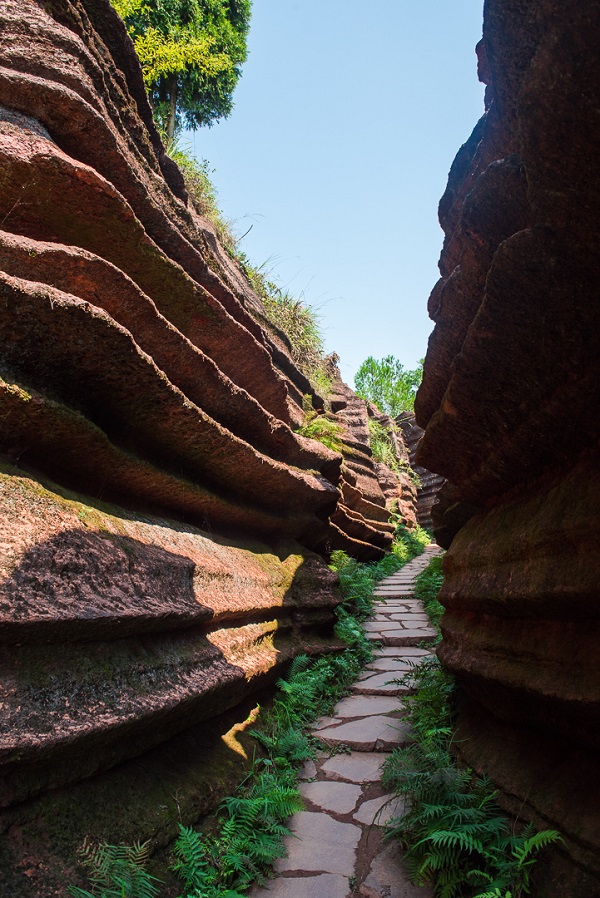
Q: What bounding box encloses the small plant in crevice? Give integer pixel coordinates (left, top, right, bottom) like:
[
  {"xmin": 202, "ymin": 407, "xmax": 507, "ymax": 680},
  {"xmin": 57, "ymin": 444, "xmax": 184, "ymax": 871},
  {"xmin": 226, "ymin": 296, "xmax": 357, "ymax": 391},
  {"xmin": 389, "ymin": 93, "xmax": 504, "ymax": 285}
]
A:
[
  {"xmin": 297, "ymin": 395, "xmax": 345, "ymax": 454},
  {"xmin": 382, "ymin": 558, "xmax": 561, "ymax": 898},
  {"xmin": 164, "ymin": 135, "xmax": 238, "ymax": 252},
  {"xmin": 367, "ymin": 417, "xmax": 420, "ymax": 487}
]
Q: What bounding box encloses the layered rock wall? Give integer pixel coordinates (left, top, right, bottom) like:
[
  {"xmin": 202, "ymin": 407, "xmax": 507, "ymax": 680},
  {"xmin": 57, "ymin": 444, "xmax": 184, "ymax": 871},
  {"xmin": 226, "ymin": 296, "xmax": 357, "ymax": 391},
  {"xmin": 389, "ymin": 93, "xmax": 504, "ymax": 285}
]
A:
[
  {"xmin": 326, "ymin": 375, "xmax": 417, "ymax": 560},
  {"xmin": 0, "ymin": 1, "xmax": 417, "ymax": 892},
  {"xmin": 415, "ymin": 1, "xmax": 600, "ymax": 893}
]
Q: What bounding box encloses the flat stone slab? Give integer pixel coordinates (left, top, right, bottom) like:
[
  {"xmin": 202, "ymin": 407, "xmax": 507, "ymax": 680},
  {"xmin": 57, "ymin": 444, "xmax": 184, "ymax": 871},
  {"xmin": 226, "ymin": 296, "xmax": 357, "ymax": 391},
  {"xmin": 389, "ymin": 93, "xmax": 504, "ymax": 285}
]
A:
[
  {"xmin": 317, "ymin": 715, "xmax": 411, "ymax": 751},
  {"xmin": 371, "ymin": 630, "xmax": 436, "ymax": 647},
  {"xmin": 253, "ymin": 873, "xmax": 350, "ymax": 898},
  {"xmin": 374, "ymin": 589, "xmax": 415, "ymax": 594},
  {"xmin": 373, "ymin": 646, "xmax": 431, "ymax": 657},
  {"xmin": 352, "ymin": 674, "xmax": 412, "ymax": 695},
  {"xmin": 383, "ymin": 613, "xmax": 430, "ymax": 622},
  {"xmin": 353, "ymin": 793, "xmax": 406, "ymax": 826},
  {"xmin": 299, "ymin": 760, "xmax": 317, "ymax": 780},
  {"xmin": 372, "ymin": 604, "xmax": 413, "ymax": 613},
  {"xmin": 373, "ymin": 585, "xmax": 415, "ymax": 591},
  {"xmin": 300, "ymin": 780, "xmax": 363, "ymax": 815},
  {"xmin": 375, "ymin": 603, "xmax": 423, "ymax": 612},
  {"xmin": 365, "ymin": 658, "xmax": 413, "ymax": 673},
  {"xmin": 359, "ymin": 841, "xmax": 434, "ymax": 898},
  {"xmin": 312, "ymin": 716, "xmax": 342, "ymax": 731},
  {"xmin": 364, "ymin": 621, "xmax": 405, "ymax": 632},
  {"xmin": 320, "ymin": 751, "xmax": 388, "ymax": 784},
  {"xmin": 332, "ymin": 694, "xmax": 400, "ymax": 718},
  {"xmin": 274, "ymin": 812, "xmax": 361, "ymax": 875}
]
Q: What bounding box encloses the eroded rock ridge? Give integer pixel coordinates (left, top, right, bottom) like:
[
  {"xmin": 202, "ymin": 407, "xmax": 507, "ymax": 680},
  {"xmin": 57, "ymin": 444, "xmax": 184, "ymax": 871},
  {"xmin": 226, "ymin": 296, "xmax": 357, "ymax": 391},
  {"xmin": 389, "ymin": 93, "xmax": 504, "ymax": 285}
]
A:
[
  {"xmin": 0, "ymin": 1, "xmax": 417, "ymax": 893},
  {"xmin": 416, "ymin": 2, "xmax": 600, "ymax": 893}
]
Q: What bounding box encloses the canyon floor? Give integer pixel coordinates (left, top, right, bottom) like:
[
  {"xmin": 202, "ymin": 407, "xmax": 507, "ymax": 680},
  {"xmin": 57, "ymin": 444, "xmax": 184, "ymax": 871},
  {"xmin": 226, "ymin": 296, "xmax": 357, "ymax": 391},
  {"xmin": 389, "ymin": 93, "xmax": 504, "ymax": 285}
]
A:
[{"xmin": 251, "ymin": 544, "xmax": 443, "ymax": 898}]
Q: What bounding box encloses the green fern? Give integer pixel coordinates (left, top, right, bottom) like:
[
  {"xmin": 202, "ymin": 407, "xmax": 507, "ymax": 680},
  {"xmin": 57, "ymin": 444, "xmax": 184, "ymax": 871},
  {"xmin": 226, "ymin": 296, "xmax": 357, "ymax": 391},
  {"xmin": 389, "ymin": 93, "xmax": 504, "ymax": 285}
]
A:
[
  {"xmin": 68, "ymin": 841, "xmax": 160, "ymax": 898},
  {"xmin": 383, "ymin": 649, "xmax": 561, "ymax": 898},
  {"xmin": 171, "ymin": 826, "xmax": 210, "ymax": 893}
]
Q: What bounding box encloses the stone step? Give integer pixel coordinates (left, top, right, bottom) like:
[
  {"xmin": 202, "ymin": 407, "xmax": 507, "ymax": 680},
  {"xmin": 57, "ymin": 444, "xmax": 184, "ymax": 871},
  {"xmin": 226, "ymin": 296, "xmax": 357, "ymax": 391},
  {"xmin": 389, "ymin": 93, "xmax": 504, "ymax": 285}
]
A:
[
  {"xmin": 319, "ymin": 751, "xmax": 389, "ymax": 784},
  {"xmin": 274, "ymin": 812, "xmax": 361, "ymax": 875},
  {"xmin": 368, "ymin": 629, "xmax": 436, "ymax": 647},
  {"xmin": 352, "ymin": 672, "xmax": 414, "ymax": 695},
  {"xmin": 317, "ymin": 715, "xmax": 412, "ymax": 751}
]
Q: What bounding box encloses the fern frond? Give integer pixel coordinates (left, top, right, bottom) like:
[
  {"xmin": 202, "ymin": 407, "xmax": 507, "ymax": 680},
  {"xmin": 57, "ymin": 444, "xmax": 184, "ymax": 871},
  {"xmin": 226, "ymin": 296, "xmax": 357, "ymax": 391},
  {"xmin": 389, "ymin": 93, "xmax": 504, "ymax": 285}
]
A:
[
  {"xmin": 514, "ymin": 829, "xmax": 561, "ymax": 865},
  {"xmin": 71, "ymin": 841, "xmax": 161, "ymax": 898}
]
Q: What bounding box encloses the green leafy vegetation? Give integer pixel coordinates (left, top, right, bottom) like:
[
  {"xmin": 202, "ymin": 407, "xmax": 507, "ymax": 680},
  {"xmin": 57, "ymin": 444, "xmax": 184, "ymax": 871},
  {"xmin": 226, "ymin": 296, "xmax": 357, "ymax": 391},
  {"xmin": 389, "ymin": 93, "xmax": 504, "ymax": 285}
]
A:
[
  {"xmin": 69, "ymin": 534, "xmax": 428, "ymax": 898},
  {"xmin": 111, "ymin": 0, "xmax": 251, "ymax": 139},
  {"xmin": 355, "ymin": 355, "xmax": 423, "ymax": 415},
  {"xmin": 297, "ymin": 413, "xmax": 344, "ymax": 453},
  {"xmin": 413, "ymin": 554, "xmax": 444, "ymax": 628},
  {"xmin": 296, "ymin": 396, "xmax": 344, "ymax": 452},
  {"xmin": 68, "ymin": 841, "xmax": 160, "ymax": 898},
  {"xmin": 367, "ymin": 417, "xmax": 421, "ymax": 488},
  {"xmin": 367, "ymin": 417, "xmax": 400, "ymax": 471},
  {"xmin": 391, "ymin": 524, "xmax": 430, "ymax": 565},
  {"xmin": 382, "ymin": 558, "xmax": 561, "ymax": 898}
]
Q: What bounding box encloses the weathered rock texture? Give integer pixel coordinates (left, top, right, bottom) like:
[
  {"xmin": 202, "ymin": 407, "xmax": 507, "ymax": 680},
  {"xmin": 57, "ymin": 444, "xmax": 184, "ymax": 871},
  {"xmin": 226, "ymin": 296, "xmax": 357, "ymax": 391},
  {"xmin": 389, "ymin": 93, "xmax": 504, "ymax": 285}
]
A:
[
  {"xmin": 0, "ymin": 464, "xmax": 342, "ymax": 896},
  {"xmin": 326, "ymin": 373, "xmax": 417, "ymax": 561},
  {"xmin": 415, "ymin": 2, "xmax": 600, "ymax": 894},
  {"xmin": 0, "ymin": 0, "xmax": 416, "ymax": 892},
  {"xmin": 396, "ymin": 413, "xmax": 444, "ymax": 530}
]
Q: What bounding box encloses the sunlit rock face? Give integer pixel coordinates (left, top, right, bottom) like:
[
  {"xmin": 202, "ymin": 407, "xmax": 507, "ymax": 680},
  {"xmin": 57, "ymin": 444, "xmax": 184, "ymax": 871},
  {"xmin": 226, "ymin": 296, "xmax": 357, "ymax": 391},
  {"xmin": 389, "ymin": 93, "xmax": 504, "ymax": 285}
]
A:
[
  {"xmin": 0, "ymin": 0, "xmax": 416, "ymax": 892},
  {"xmin": 415, "ymin": 1, "xmax": 600, "ymax": 893},
  {"xmin": 326, "ymin": 373, "xmax": 418, "ymax": 561}
]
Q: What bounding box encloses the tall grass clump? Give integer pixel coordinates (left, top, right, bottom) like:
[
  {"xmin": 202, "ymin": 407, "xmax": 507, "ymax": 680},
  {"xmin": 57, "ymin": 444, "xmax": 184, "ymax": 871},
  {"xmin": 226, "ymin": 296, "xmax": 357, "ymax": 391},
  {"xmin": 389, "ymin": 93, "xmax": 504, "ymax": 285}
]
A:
[
  {"xmin": 382, "ymin": 558, "xmax": 560, "ymax": 898},
  {"xmin": 165, "ymin": 137, "xmax": 238, "ymax": 253},
  {"xmin": 242, "ymin": 263, "xmax": 334, "ymax": 395},
  {"xmin": 297, "ymin": 396, "xmax": 345, "ymax": 453}
]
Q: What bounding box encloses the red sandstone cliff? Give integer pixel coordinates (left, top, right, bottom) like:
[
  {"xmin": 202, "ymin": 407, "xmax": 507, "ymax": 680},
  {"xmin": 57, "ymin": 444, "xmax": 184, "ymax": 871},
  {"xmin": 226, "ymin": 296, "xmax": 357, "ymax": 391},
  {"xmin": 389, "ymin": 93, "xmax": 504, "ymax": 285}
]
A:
[
  {"xmin": 416, "ymin": 2, "xmax": 600, "ymax": 894},
  {"xmin": 0, "ymin": 1, "xmax": 416, "ymax": 892}
]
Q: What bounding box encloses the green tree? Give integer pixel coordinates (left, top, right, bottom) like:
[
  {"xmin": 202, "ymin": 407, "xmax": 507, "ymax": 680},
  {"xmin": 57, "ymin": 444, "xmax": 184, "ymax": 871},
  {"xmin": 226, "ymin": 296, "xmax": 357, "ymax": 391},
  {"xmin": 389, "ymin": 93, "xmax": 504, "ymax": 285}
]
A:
[
  {"xmin": 112, "ymin": 0, "xmax": 251, "ymax": 139},
  {"xmin": 354, "ymin": 355, "xmax": 423, "ymax": 416}
]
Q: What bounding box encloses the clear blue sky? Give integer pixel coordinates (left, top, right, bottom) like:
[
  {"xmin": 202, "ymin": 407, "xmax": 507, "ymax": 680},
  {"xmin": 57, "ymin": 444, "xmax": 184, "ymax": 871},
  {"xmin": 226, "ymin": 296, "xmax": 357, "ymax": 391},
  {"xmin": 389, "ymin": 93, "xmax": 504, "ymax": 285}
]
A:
[{"xmin": 188, "ymin": 0, "xmax": 485, "ymax": 387}]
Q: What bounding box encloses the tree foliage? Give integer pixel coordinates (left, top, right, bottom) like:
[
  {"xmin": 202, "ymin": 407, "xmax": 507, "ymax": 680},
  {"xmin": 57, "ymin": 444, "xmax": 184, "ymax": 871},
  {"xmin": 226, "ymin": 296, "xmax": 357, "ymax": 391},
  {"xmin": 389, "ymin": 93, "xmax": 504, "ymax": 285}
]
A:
[
  {"xmin": 111, "ymin": 0, "xmax": 251, "ymax": 138},
  {"xmin": 354, "ymin": 355, "xmax": 423, "ymax": 416}
]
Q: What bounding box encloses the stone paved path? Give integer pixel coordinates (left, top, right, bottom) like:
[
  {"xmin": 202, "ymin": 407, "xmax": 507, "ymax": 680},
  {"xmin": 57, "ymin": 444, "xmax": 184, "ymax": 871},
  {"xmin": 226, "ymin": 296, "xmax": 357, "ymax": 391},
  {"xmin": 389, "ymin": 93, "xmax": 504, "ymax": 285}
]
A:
[{"xmin": 251, "ymin": 544, "xmax": 442, "ymax": 898}]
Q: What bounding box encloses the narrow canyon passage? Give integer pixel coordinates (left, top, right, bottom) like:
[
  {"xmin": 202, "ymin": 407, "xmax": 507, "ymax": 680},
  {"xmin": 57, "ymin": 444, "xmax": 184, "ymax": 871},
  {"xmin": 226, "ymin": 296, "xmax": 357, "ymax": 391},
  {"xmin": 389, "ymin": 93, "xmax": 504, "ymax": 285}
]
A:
[{"xmin": 0, "ymin": 0, "xmax": 599, "ymax": 895}]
